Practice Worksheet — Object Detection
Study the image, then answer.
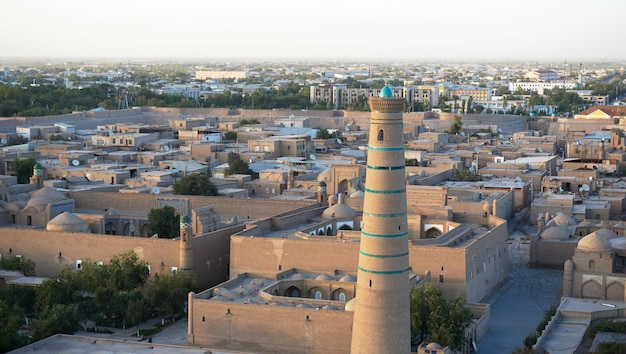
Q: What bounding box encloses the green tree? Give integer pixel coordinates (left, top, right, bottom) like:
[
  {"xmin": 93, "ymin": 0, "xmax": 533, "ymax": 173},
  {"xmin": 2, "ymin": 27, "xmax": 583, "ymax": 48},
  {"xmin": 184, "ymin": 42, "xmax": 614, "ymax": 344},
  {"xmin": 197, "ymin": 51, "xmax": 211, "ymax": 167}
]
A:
[
  {"xmin": 144, "ymin": 272, "xmax": 195, "ymax": 324},
  {"xmin": 223, "ymin": 131, "xmax": 237, "ymax": 141},
  {"xmin": 126, "ymin": 297, "xmax": 150, "ymax": 336},
  {"xmin": 226, "ymin": 158, "xmax": 255, "ymax": 177},
  {"xmin": 0, "ymin": 300, "xmax": 29, "ymax": 352},
  {"xmin": 147, "ymin": 206, "xmax": 180, "ymax": 239},
  {"xmin": 107, "ymin": 251, "xmax": 150, "ymax": 291},
  {"xmin": 449, "ymin": 115, "xmax": 463, "ymax": 135},
  {"xmin": 173, "ymin": 173, "xmax": 218, "ymax": 196},
  {"xmin": 12, "ymin": 157, "xmax": 37, "ymax": 184},
  {"xmin": 0, "ymin": 254, "xmax": 36, "ymax": 276},
  {"xmin": 409, "ymin": 284, "xmax": 473, "ymax": 350},
  {"xmin": 31, "ymin": 303, "xmax": 79, "ymax": 341}
]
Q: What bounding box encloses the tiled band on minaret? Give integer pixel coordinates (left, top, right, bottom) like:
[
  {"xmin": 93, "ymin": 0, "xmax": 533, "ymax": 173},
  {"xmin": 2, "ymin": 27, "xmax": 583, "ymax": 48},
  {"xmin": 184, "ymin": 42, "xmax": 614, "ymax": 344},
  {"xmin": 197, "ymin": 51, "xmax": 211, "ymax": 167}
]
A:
[{"xmin": 350, "ymin": 85, "xmax": 411, "ymax": 353}]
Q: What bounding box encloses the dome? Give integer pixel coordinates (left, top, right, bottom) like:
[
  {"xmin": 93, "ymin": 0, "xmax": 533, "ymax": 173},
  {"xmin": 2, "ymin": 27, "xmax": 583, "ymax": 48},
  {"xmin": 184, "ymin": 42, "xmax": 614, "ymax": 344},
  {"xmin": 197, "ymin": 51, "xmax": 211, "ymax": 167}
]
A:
[
  {"xmin": 344, "ymin": 298, "xmax": 356, "ymax": 312},
  {"xmin": 577, "ymin": 229, "xmax": 616, "ymax": 252},
  {"xmin": 609, "ymin": 237, "xmax": 626, "ymax": 251},
  {"xmin": 46, "ymin": 212, "xmax": 88, "ymax": 233},
  {"xmin": 315, "ymin": 274, "xmax": 335, "ymax": 281},
  {"xmin": 546, "ymin": 214, "xmax": 576, "ymax": 227},
  {"xmin": 426, "ymin": 343, "xmax": 443, "ymax": 349},
  {"xmin": 338, "ymin": 274, "xmax": 356, "ymax": 282},
  {"xmin": 541, "ymin": 225, "xmax": 570, "ymax": 241},
  {"xmin": 317, "ymin": 168, "xmax": 331, "ymax": 182},
  {"xmin": 379, "ymin": 84, "xmax": 393, "ymax": 98},
  {"xmin": 322, "ymin": 194, "xmax": 357, "ymax": 220},
  {"xmin": 25, "ymin": 187, "xmax": 68, "ymax": 211},
  {"xmin": 530, "ymin": 111, "xmax": 538, "ymax": 117},
  {"xmin": 551, "ymin": 112, "xmax": 559, "ymax": 117},
  {"xmin": 349, "ymin": 190, "xmax": 364, "ymax": 198}
]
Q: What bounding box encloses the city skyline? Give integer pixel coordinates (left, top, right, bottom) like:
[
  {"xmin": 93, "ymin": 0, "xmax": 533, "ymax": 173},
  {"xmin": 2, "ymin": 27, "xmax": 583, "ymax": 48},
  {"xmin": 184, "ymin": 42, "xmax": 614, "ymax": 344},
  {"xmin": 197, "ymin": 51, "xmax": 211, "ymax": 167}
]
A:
[{"xmin": 3, "ymin": 0, "xmax": 626, "ymax": 62}]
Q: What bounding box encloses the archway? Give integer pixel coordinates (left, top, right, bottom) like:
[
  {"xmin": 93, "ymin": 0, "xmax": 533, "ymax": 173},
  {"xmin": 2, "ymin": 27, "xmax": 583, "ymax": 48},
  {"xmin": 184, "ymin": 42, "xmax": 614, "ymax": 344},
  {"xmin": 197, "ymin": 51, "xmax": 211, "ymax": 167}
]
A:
[
  {"xmin": 105, "ymin": 222, "xmax": 116, "ymax": 235},
  {"xmin": 581, "ymin": 280, "xmax": 603, "ymax": 299},
  {"xmin": 284, "ymin": 286, "xmax": 301, "ymax": 298},
  {"xmin": 425, "ymin": 227, "xmax": 441, "ymax": 239},
  {"xmin": 606, "ymin": 281, "xmax": 625, "ymax": 300}
]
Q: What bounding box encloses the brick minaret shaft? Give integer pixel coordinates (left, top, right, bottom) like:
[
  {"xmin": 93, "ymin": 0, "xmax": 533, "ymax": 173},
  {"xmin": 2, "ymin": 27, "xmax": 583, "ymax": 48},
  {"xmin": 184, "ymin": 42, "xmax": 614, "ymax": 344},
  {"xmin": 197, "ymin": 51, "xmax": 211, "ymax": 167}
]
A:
[{"xmin": 350, "ymin": 89, "xmax": 410, "ymax": 353}]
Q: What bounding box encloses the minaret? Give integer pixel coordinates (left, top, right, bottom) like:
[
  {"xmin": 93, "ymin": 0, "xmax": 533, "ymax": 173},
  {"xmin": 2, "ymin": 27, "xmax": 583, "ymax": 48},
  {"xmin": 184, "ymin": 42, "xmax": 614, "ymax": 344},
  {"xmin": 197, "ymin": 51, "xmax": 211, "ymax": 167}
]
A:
[
  {"xmin": 30, "ymin": 162, "xmax": 44, "ymax": 187},
  {"xmin": 179, "ymin": 215, "xmax": 194, "ymax": 272},
  {"xmin": 350, "ymin": 84, "xmax": 410, "ymax": 353},
  {"xmin": 317, "ymin": 180, "xmax": 328, "ymax": 204}
]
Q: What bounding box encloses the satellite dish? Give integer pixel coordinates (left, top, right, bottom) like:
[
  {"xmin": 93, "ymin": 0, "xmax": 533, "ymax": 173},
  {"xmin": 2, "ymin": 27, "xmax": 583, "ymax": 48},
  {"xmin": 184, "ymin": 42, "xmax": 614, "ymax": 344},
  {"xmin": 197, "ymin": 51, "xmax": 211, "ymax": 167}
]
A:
[
  {"xmin": 336, "ymin": 138, "xmax": 342, "ymax": 144},
  {"xmin": 205, "ymin": 123, "xmax": 210, "ymax": 127},
  {"xmin": 499, "ymin": 134, "xmax": 504, "ymax": 139},
  {"xmin": 310, "ymin": 154, "xmax": 316, "ymax": 160},
  {"xmin": 162, "ymin": 145, "xmax": 170, "ymax": 152},
  {"xmin": 582, "ymin": 184, "xmax": 590, "ymax": 192},
  {"xmin": 469, "ymin": 166, "xmax": 476, "ymax": 173},
  {"xmin": 461, "ymin": 132, "xmax": 466, "ymax": 137},
  {"xmin": 151, "ymin": 186, "xmax": 161, "ymax": 195},
  {"xmin": 579, "ymin": 187, "xmax": 584, "ymax": 193},
  {"xmin": 71, "ymin": 159, "xmax": 80, "ymax": 166},
  {"xmin": 537, "ymin": 147, "xmax": 543, "ymax": 153},
  {"xmin": 559, "ymin": 187, "xmax": 564, "ymax": 193},
  {"xmin": 345, "ymin": 126, "xmax": 350, "ymax": 132},
  {"xmin": 515, "ymin": 177, "xmax": 522, "ymax": 183},
  {"xmin": 85, "ymin": 173, "xmax": 92, "ymax": 181},
  {"xmin": 289, "ymin": 114, "xmax": 295, "ymax": 119},
  {"xmin": 0, "ymin": 138, "xmax": 6, "ymax": 144},
  {"xmin": 497, "ymin": 128, "xmax": 503, "ymax": 133},
  {"xmin": 588, "ymin": 176, "xmax": 594, "ymax": 181}
]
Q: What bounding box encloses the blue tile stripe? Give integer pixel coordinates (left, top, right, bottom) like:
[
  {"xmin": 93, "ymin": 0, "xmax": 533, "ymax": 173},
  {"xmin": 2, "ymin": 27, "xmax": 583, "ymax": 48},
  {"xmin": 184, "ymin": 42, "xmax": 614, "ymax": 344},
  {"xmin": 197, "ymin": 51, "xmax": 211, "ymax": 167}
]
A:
[
  {"xmin": 367, "ymin": 165, "xmax": 405, "ymax": 170},
  {"xmin": 359, "ymin": 250, "xmax": 409, "ymax": 258},
  {"xmin": 358, "ymin": 266, "xmax": 410, "ymax": 275},
  {"xmin": 368, "ymin": 146, "xmax": 404, "ymax": 151},
  {"xmin": 361, "ymin": 231, "xmax": 408, "ymax": 238},
  {"xmin": 365, "ymin": 188, "xmax": 405, "ymax": 194},
  {"xmin": 363, "ymin": 211, "xmax": 408, "ymax": 218}
]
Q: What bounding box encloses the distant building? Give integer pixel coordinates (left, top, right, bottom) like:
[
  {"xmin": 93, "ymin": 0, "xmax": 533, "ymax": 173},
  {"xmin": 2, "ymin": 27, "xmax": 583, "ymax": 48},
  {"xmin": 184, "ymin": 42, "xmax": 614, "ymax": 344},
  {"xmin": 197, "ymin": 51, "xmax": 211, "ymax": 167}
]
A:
[
  {"xmin": 525, "ymin": 69, "xmax": 558, "ymax": 81},
  {"xmin": 194, "ymin": 70, "xmax": 249, "ymax": 80}
]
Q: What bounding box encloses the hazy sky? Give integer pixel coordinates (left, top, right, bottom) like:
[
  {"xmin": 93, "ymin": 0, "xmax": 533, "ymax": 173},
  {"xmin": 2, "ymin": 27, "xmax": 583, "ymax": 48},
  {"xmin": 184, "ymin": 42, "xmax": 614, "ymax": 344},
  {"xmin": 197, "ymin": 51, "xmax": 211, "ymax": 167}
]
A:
[{"xmin": 3, "ymin": 0, "xmax": 625, "ymax": 61}]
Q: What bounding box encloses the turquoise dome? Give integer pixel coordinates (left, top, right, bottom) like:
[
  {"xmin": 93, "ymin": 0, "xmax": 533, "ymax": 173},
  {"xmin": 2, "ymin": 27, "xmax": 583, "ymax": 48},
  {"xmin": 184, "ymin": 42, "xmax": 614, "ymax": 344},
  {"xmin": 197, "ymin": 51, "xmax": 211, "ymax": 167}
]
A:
[
  {"xmin": 530, "ymin": 111, "xmax": 538, "ymax": 117},
  {"xmin": 551, "ymin": 112, "xmax": 558, "ymax": 117},
  {"xmin": 379, "ymin": 84, "xmax": 393, "ymax": 98}
]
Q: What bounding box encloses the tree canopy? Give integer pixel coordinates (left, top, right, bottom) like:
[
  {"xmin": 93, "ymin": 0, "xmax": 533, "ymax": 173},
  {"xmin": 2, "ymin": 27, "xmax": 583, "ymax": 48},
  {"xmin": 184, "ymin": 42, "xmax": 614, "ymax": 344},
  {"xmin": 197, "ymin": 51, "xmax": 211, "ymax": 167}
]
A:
[
  {"xmin": 226, "ymin": 158, "xmax": 255, "ymax": 177},
  {"xmin": 147, "ymin": 205, "xmax": 180, "ymax": 238},
  {"xmin": 410, "ymin": 284, "xmax": 474, "ymax": 351},
  {"xmin": 12, "ymin": 157, "xmax": 37, "ymax": 184},
  {"xmin": 173, "ymin": 173, "xmax": 218, "ymax": 196}
]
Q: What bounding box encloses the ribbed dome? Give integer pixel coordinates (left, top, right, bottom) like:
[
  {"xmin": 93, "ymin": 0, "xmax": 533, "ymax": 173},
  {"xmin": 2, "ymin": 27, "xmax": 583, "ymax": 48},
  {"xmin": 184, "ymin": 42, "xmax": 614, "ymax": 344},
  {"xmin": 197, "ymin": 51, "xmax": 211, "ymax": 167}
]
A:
[
  {"xmin": 379, "ymin": 84, "xmax": 393, "ymax": 98},
  {"xmin": 578, "ymin": 229, "xmax": 616, "ymax": 252},
  {"xmin": 338, "ymin": 274, "xmax": 356, "ymax": 282},
  {"xmin": 541, "ymin": 226, "xmax": 571, "ymax": 241}
]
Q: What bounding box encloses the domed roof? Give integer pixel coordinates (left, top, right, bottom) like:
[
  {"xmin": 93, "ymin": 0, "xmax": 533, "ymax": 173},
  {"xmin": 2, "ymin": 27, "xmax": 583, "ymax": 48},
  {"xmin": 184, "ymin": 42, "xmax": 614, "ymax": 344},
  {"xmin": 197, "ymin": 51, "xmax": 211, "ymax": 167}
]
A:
[
  {"xmin": 48, "ymin": 212, "xmax": 86, "ymax": 226},
  {"xmin": 344, "ymin": 298, "xmax": 356, "ymax": 311},
  {"xmin": 546, "ymin": 214, "xmax": 576, "ymax": 227},
  {"xmin": 322, "ymin": 194, "xmax": 356, "ymax": 220},
  {"xmin": 426, "ymin": 343, "xmax": 443, "ymax": 349},
  {"xmin": 338, "ymin": 274, "xmax": 356, "ymax": 282},
  {"xmin": 541, "ymin": 225, "xmax": 570, "ymax": 241},
  {"xmin": 609, "ymin": 237, "xmax": 626, "ymax": 251},
  {"xmin": 349, "ymin": 190, "xmax": 364, "ymax": 198},
  {"xmin": 315, "ymin": 274, "xmax": 335, "ymax": 281},
  {"xmin": 317, "ymin": 168, "xmax": 331, "ymax": 182},
  {"xmin": 25, "ymin": 187, "xmax": 67, "ymax": 211},
  {"xmin": 379, "ymin": 84, "xmax": 393, "ymax": 98},
  {"xmin": 578, "ymin": 229, "xmax": 616, "ymax": 252},
  {"xmin": 551, "ymin": 112, "xmax": 559, "ymax": 117},
  {"xmin": 33, "ymin": 163, "xmax": 43, "ymax": 170}
]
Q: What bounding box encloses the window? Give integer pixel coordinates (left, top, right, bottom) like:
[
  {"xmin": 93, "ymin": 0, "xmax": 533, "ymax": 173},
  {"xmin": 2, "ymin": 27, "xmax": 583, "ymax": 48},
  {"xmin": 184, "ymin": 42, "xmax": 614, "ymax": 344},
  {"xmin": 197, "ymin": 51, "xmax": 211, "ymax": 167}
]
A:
[
  {"xmin": 27, "ymin": 215, "xmax": 32, "ymax": 225},
  {"xmin": 377, "ymin": 129, "xmax": 384, "ymax": 141},
  {"xmin": 314, "ymin": 291, "xmax": 322, "ymax": 300},
  {"xmin": 338, "ymin": 292, "xmax": 346, "ymax": 302},
  {"xmin": 76, "ymin": 260, "xmax": 82, "ymax": 269},
  {"xmin": 439, "ymin": 274, "xmax": 444, "ymax": 283}
]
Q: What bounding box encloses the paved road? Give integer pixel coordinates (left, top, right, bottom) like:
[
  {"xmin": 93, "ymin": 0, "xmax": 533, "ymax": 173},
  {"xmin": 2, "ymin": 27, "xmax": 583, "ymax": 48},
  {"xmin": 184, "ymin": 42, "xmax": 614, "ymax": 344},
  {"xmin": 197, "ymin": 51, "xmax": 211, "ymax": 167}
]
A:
[{"xmin": 477, "ymin": 237, "xmax": 564, "ymax": 353}]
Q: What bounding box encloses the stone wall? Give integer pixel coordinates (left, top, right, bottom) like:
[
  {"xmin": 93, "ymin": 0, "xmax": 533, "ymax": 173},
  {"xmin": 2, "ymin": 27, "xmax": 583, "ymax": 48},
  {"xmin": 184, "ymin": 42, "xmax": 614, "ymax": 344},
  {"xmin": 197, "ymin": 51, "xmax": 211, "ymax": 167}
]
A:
[{"xmin": 189, "ymin": 294, "xmax": 353, "ymax": 353}]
